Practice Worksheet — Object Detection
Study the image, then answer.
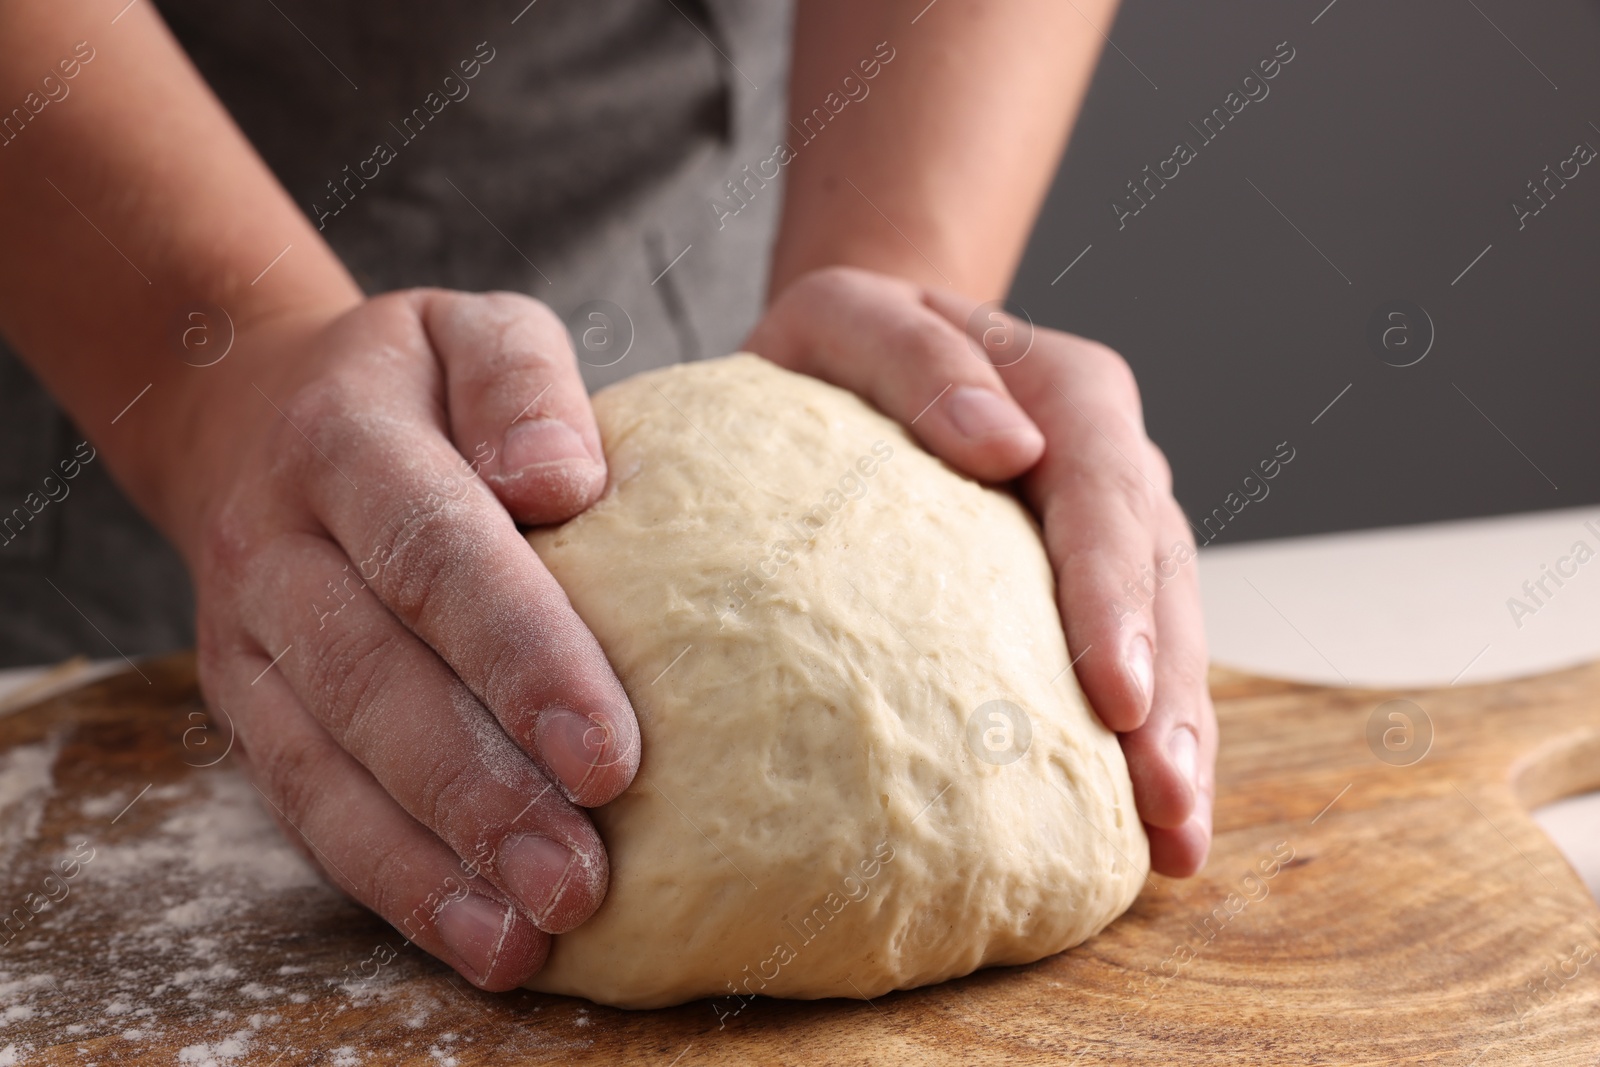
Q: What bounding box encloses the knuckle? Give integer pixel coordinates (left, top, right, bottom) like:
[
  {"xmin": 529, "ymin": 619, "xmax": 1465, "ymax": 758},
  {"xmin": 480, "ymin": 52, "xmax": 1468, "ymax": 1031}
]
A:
[
  {"xmin": 413, "ymin": 753, "xmax": 479, "ymax": 841},
  {"xmin": 784, "ymin": 265, "xmax": 910, "ymax": 320},
  {"xmin": 1171, "ymin": 660, "xmax": 1210, "ymax": 705},
  {"xmin": 476, "ymin": 640, "xmax": 535, "ymax": 737},
  {"xmin": 1099, "ymin": 461, "xmax": 1156, "ymax": 517},
  {"xmin": 368, "ymin": 288, "xmax": 427, "ymax": 317},
  {"xmin": 794, "ymin": 264, "xmax": 868, "ymax": 302},
  {"xmin": 360, "ymin": 842, "xmax": 411, "ymax": 924},
  {"xmin": 473, "ymin": 287, "xmax": 556, "ymax": 319},
  {"xmin": 497, "ymin": 290, "xmax": 565, "ymax": 336},
  {"xmin": 251, "ymin": 732, "xmax": 326, "ymax": 834},
  {"xmin": 364, "ymin": 838, "xmax": 438, "ymax": 930},
  {"xmin": 279, "ymin": 373, "xmax": 348, "ymax": 432},
  {"xmin": 194, "ymin": 639, "xmax": 228, "ymax": 698},
  {"xmin": 303, "ymin": 621, "xmax": 403, "ymax": 742},
  {"xmin": 199, "ymin": 503, "xmax": 259, "ymax": 586},
  {"xmin": 371, "ymin": 499, "xmax": 467, "ymax": 628},
  {"xmin": 886, "ymin": 313, "xmax": 964, "ymax": 370},
  {"xmin": 459, "ymin": 290, "xmax": 569, "ymax": 361},
  {"xmin": 1161, "ymin": 506, "xmax": 1199, "ymax": 562},
  {"xmin": 1075, "ymin": 339, "xmax": 1143, "ymax": 405},
  {"xmin": 1198, "ymin": 690, "xmax": 1220, "ymax": 736},
  {"xmin": 278, "ymin": 373, "xmax": 362, "ymax": 466},
  {"xmin": 1145, "ymin": 441, "xmax": 1174, "ymax": 494}
]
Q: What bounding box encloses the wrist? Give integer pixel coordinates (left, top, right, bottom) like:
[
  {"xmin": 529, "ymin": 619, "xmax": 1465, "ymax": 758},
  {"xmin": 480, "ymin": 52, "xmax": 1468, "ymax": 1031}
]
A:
[{"xmin": 151, "ymin": 298, "xmax": 359, "ymax": 564}]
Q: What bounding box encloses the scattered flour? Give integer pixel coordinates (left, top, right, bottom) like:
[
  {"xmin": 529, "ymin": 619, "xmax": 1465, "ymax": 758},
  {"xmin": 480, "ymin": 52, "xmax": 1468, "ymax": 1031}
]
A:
[
  {"xmin": 2, "ymin": 766, "xmax": 337, "ymax": 1058},
  {"xmin": 76, "ymin": 793, "xmax": 128, "ymax": 821},
  {"xmin": 0, "ymin": 737, "xmax": 62, "ymax": 865},
  {"xmin": 90, "ymin": 773, "xmax": 319, "ymax": 897},
  {"xmin": 162, "ymin": 897, "xmax": 240, "ymax": 932},
  {"xmin": 0, "ymin": 976, "xmax": 52, "ymax": 1004},
  {"xmin": 176, "ymin": 1029, "xmax": 252, "ymax": 1066},
  {"xmin": 172, "ymin": 964, "xmax": 241, "ymax": 989},
  {"xmin": 0, "ymin": 974, "xmax": 54, "ymax": 1040},
  {"xmin": 2, "ymin": 757, "xmax": 584, "ymax": 1063}
]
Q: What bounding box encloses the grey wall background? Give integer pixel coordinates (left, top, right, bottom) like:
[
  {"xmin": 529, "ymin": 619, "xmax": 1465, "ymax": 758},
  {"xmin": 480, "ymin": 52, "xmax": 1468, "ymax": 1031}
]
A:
[{"xmin": 1010, "ymin": 0, "xmax": 1600, "ymax": 545}]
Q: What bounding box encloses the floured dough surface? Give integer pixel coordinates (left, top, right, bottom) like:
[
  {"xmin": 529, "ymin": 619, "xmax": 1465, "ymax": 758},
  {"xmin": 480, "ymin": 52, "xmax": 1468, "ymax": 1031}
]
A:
[{"xmin": 525, "ymin": 354, "xmax": 1147, "ymax": 1009}]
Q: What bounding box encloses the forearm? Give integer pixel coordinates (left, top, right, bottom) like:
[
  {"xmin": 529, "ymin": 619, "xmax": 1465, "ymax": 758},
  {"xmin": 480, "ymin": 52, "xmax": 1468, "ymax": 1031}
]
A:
[
  {"xmin": 770, "ymin": 0, "xmax": 1117, "ymax": 300},
  {"xmin": 0, "ymin": 0, "xmax": 361, "ymax": 556}
]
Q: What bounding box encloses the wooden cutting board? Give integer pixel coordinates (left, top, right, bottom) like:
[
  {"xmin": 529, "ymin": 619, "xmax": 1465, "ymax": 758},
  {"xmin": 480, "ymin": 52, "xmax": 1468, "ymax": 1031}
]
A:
[{"xmin": 1, "ymin": 653, "xmax": 1597, "ymax": 1065}]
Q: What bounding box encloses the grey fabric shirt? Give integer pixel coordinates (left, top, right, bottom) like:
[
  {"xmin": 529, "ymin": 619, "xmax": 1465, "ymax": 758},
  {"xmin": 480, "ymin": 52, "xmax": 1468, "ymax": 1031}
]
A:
[{"xmin": 0, "ymin": 0, "xmax": 792, "ymax": 667}]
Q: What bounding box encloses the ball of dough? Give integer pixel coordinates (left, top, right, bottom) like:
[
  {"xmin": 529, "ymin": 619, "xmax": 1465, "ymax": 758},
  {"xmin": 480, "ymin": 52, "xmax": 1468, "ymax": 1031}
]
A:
[{"xmin": 524, "ymin": 354, "xmax": 1147, "ymax": 1009}]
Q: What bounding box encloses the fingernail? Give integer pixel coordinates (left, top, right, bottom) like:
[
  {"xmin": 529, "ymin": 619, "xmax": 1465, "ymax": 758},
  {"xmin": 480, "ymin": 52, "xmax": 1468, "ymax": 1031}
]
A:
[
  {"xmin": 501, "ymin": 419, "xmax": 592, "ymax": 474},
  {"xmin": 1126, "ymin": 633, "xmax": 1154, "ymax": 712},
  {"xmin": 436, "ymin": 893, "xmax": 511, "ymax": 985},
  {"xmin": 499, "ymin": 834, "xmax": 576, "ymax": 925},
  {"xmin": 535, "ymin": 707, "xmax": 608, "ymax": 796},
  {"xmin": 1167, "ymin": 726, "xmax": 1198, "ymax": 791},
  {"xmin": 1191, "ymin": 786, "xmax": 1214, "ymax": 853},
  {"xmin": 945, "ymin": 386, "xmax": 1031, "ymax": 440}
]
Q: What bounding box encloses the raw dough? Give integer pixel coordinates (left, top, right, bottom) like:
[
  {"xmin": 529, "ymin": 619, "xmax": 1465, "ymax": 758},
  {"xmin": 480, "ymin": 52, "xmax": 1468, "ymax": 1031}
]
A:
[{"xmin": 524, "ymin": 354, "xmax": 1147, "ymax": 1009}]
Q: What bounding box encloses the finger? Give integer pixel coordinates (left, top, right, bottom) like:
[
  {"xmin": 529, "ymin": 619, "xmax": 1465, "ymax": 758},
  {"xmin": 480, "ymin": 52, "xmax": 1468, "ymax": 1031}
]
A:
[
  {"xmin": 239, "ymin": 528, "xmax": 612, "ymax": 934},
  {"xmin": 747, "ymin": 267, "xmax": 1044, "ymax": 482},
  {"xmin": 1117, "ymin": 498, "xmax": 1206, "ymax": 827},
  {"xmin": 957, "ymin": 317, "xmax": 1160, "ymax": 733},
  {"xmin": 1117, "ymin": 498, "xmax": 1217, "ymax": 876},
  {"xmin": 1147, "ymin": 792, "xmax": 1213, "ymax": 879},
  {"xmin": 423, "ymin": 290, "xmax": 606, "ymax": 526},
  {"xmin": 272, "ymin": 304, "xmax": 640, "ymax": 808},
  {"xmin": 220, "ymin": 658, "xmax": 551, "ymax": 990}
]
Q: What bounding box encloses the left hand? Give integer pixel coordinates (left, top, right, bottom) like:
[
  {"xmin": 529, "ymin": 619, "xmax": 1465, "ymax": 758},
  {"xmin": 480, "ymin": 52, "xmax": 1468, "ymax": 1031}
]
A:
[{"xmin": 746, "ymin": 266, "xmax": 1215, "ymax": 877}]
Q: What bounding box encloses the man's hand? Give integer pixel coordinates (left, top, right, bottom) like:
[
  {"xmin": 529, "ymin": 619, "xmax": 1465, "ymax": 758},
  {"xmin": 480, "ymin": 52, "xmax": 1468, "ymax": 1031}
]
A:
[
  {"xmin": 747, "ymin": 267, "xmax": 1216, "ymax": 877},
  {"xmin": 189, "ymin": 290, "xmax": 640, "ymax": 989},
  {"xmin": 0, "ymin": 0, "xmax": 642, "ymax": 993}
]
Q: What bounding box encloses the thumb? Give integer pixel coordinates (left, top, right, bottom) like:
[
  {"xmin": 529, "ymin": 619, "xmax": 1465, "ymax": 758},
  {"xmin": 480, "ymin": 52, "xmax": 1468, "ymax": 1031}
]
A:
[
  {"xmin": 746, "ymin": 268, "xmax": 1044, "ymax": 484},
  {"xmin": 422, "ymin": 290, "xmax": 606, "ymax": 526}
]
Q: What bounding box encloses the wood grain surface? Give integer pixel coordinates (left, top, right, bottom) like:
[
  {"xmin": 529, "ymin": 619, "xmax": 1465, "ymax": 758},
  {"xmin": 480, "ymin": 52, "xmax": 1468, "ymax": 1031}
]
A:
[{"xmin": 1, "ymin": 653, "xmax": 1597, "ymax": 1065}]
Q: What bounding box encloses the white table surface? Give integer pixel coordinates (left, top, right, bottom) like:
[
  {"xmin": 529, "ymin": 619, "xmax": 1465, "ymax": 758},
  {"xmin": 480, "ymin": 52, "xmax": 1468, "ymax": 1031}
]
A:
[
  {"xmin": 1201, "ymin": 504, "xmax": 1600, "ymax": 899},
  {"xmin": 3, "ymin": 506, "xmax": 1595, "ymax": 897}
]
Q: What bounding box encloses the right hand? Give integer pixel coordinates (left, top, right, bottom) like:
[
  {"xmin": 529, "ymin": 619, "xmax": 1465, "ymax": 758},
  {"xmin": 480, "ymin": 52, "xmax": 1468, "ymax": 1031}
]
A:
[
  {"xmin": 185, "ymin": 289, "xmax": 640, "ymax": 990},
  {"xmin": 748, "ymin": 267, "xmax": 1216, "ymax": 877}
]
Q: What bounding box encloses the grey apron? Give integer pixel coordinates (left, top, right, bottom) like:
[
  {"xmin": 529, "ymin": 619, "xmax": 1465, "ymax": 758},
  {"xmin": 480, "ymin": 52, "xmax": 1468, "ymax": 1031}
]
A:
[{"xmin": 0, "ymin": 0, "xmax": 792, "ymax": 667}]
